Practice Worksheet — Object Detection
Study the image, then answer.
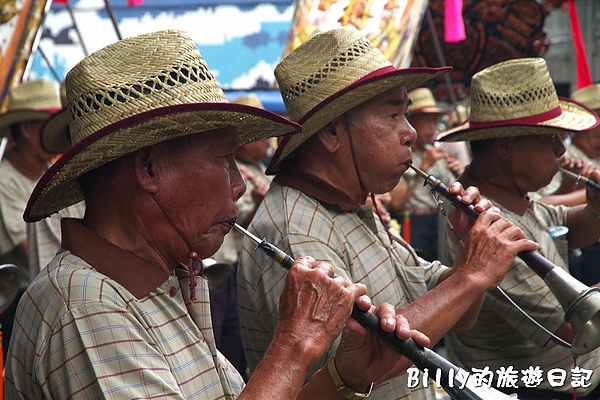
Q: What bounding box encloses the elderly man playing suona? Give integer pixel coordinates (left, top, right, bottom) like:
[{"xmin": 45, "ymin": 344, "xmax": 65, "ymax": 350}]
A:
[
  {"xmin": 564, "ymin": 83, "xmax": 600, "ymax": 286},
  {"xmin": 386, "ymin": 87, "xmax": 462, "ymax": 261},
  {"xmin": 5, "ymin": 29, "xmax": 434, "ymax": 399},
  {"xmin": 436, "ymin": 57, "xmax": 600, "ymax": 400},
  {"xmin": 237, "ymin": 26, "xmax": 538, "ymax": 399}
]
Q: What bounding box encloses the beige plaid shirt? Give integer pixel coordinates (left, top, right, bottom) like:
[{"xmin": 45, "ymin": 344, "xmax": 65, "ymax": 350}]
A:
[
  {"xmin": 5, "ymin": 219, "xmax": 244, "ymax": 399},
  {"xmin": 444, "ymin": 200, "xmax": 600, "ymax": 395},
  {"xmin": 0, "ymin": 160, "xmax": 86, "ymax": 288},
  {"xmin": 238, "ymin": 170, "xmax": 447, "ymax": 399}
]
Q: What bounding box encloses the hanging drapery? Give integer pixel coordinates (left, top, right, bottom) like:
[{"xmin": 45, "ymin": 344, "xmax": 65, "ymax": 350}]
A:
[
  {"xmin": 0, "ymin": 0, "xmax": 51, "ymax": 109},
  {"xmin": 567, "ymin": 0, "xmax": 592, "ymax": 89}
]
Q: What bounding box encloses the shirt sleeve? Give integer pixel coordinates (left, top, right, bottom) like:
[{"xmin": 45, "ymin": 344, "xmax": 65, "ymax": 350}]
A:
[{"xmin": 0, "ymin": 177, "xmax": 28, "ymax": 254}]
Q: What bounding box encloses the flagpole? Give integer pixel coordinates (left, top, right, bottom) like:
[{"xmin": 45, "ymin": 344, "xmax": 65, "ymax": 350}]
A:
[
  {"xmin": 64, "ymin": 0, "xmax": 88, "ymax": 56},
  {"xmin": 103, "ymin": 0, "xmax": 122, "ymax": 40}
]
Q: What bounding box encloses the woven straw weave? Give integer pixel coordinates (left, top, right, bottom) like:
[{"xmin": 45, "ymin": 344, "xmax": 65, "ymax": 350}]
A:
[
  {"xmin": 26, "ymin": 30, "xmax": 299, "ymax": 221},
  {"xmin": 469, "ymin": 58, "xmax": 558, "ymax": 122},
  {"xmin": 572, "ymin": 84, "xmax": 600, "ymax": 113},
  {"xmin": 269, "ymin": 26, "xmax": 449, "ymax": 170},
  {"xmin": 0, "ymin": 80, "xmax": 61, "ymax": 136},
  {"xmin": 407, "ymin": 87, "xmax": 449, "ymax": 115},
  {"xmin": 436, "ymin": 58, "xmax": 599, "ymax": 142}
]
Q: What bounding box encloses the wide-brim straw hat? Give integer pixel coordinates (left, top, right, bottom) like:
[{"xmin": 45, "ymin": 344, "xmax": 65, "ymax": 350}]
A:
[
  {"xmin": 572, "ymin": 84, "xmax": 600, "ymax": 113},
  {"xmin": 0, "ymin": 79, "xmax": 62, "ymax": 137},
  {"xmin": 435, "ymin": 58, "xmax": 599, "ymax": 142},
  {"xmin": 407, "ymin": 87, "xmax": 450, "ymax": 116},
  {"xmin": 232, "ymin": 93, "xmax": 264, "ymax": 109},
  {"xmin": 266, "ymin": 26, "xmax": 450, "ymax": 173},
  {"xmin": 25, "ymin": 29, "xmax": 300, "ymax": 222}
]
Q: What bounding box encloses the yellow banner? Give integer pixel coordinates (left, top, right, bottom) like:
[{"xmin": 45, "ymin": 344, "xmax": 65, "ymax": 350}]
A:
[
  {"xmin": 283, "ymin": 0, "xmax": 428, "ymax": 68},
  {"xmin": 0, "ymin": 0, "xmax": 51, "ymax": 110}
]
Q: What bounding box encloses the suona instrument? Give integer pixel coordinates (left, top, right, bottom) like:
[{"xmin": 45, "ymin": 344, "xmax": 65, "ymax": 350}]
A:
[
  {"xmin": 408, "ymin": 163, "xmax": 600, "ymax": 357},
  {"xmin": 232, "ymin": 222, "xmax": 517, "ymax": 400},
  {"xmin": 560, "ymin": 167, "xmax": 600, "ymax": 193}
]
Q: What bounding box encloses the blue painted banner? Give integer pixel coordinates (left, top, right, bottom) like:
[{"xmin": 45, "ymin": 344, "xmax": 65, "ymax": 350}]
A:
[{"xmin": 30, "ymin": 0, "xmax": 296, "ymax": 93}]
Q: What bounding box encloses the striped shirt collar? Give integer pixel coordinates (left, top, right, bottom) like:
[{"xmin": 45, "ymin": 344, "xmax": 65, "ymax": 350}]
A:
[{"xmin": 274, "ymin": 168, "xmax": 360, "ymax": 211}]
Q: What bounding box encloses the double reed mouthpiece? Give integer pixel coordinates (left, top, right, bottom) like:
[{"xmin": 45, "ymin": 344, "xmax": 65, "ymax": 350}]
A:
[{"xmin": 560, "ymin": 167, "xmax": 600, "ymax": 193}]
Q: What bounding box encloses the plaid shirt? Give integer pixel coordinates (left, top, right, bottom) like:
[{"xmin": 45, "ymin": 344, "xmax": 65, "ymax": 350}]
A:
[
  {"xmin": 0, "ymin": 160, "xmax": 85, "ymax": 287},
  {"xmin": 444, "ymin": 200, "xmax": 600, "ymax": 395},
  {"xmin": 238, "ymin": 170, "xmax": 447, "ymax": 399},
  {"xmin": 5, "ymin": 219, "xmax": 244, "ymax": 399}
]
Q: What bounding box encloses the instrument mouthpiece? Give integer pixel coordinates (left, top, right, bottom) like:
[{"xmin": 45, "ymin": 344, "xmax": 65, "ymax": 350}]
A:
[{"xmin": 408, "ymin": 163, "xmax": 429, "ymax": 180}]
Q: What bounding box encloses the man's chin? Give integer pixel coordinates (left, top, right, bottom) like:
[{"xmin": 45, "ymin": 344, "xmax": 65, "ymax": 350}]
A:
[{"xmin": 197, "ymin": 235, "xmax": 225, "ymax": 260}]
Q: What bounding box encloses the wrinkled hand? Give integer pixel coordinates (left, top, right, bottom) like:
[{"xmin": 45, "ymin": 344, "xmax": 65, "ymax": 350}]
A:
[
  {"xmin": 456, "ymin": 210, "xmax": 539, "ymax": 289},
  {"xmin": 585, "ymin": 169, "xmax": 600, "ymax": 213},
  {"xmin": 445, "ymin": 154, "xmax": 465, "ymax": 177},
  {"xmin": 239, "ymin": 164, "xmax": 270, "ymax": 205},
  {"xmin": 446, "ymin": 182, "xmax": 494, "ymax": 240},
  {"xmin": 333, "ymin": 299, "xmax": 430, "ymax": 391},
  {"xmin": 560, "ymin": 156, "xmax": 592, "ymax": 176},
  {"xmin": 275, "ymin": 256, "xmax": 367, "ymax": 366},
  {"xmin": 421, "ymin": 146, "xmax": 447, "ymax": 171}
]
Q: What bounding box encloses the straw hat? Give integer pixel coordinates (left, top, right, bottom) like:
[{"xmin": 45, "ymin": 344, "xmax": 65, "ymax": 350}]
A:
[
  {"xmin": 232, "ymin": 93, "xmax": 264, "ymax": 109},
  {"xmin": 571, "ymin": 84, "xmax": 600, "ymax": 113},
  {"xmin": 267, "ymin": 26, "xmax": 450, "ymax": 172},
  {"xmin": 407, "ymin": 87, "xmax": 450, "ymax": 116},
  {"xmin": 41, "ymin": 81, "xmax": 69, "ymax": 153},
  {"xmin": 25, "ymin": 29, "xmax": 300, "ymax": 222},
  {"xmin": 435, "ymin": 58, "xmax": 599, "ymax": 142},
  {"xmin": 0, "ymin": 79, "xmax": 61, "ymax": 137}
]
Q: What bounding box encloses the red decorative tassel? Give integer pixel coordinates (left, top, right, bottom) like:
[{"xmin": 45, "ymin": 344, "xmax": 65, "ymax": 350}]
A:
[
  {"xmin": 402, "ymin": 210, "xmax": 411, "ymax": 243},
  {"xmin": 444, "ymin": 0, "xmax": 466, "ymax": 43},
  {"xmin": 187, "ymin": 251, "xmax": 201, "ymax": 303},
  {"xmin": 567, "ymin": 0, "xmax": 592, "ymax": 89}
]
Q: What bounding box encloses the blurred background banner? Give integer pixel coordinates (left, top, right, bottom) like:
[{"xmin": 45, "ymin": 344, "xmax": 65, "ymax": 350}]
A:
[
  {"xmin": 282, "ymin": 0, "xmax": 428, "ymax": 68},
  {"xmin": 0, "ymin": 0, "xmax": 51, "ymax": 109}
]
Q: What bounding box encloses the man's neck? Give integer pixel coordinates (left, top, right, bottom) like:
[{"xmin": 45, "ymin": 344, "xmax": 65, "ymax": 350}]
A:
[{"xmin": 460, "ymin": 163, "xmax": 530, "ymax": 215}]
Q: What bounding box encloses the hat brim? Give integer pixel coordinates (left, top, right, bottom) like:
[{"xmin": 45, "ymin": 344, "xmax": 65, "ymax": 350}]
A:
[
  {"xmin": 267, "ymin": 66, "xmax": 451, "ymax": 174},
  {"xmin": 25, "ymin": 102, "xmax": 300, "ymax": 222},
  {"xmin": 435, "ymin": 98, "xmax": 599, "ymax": 142},
  {"xmin": 0, "ymin": 109, "xmax": 59, "ymax": 137},
  {"xmin": 41, "ymin": 109, "xmax": 70, "ymax": 153},
  {"xmin": 408, "ymin": 106, "xmax": 451, "ymax": 116}
]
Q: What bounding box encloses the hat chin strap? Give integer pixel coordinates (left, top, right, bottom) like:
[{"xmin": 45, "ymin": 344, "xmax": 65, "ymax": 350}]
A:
[
  {"xmin": 346, "ymin": 124, "xmax": 397, "ymax": 244},
  {"xmin": 344, "ymin": 122, "xmax": 368, "ymax": 202},
  {"xmin": 151, "ymin": 193, "xmax": 202, "ymax": 303}
]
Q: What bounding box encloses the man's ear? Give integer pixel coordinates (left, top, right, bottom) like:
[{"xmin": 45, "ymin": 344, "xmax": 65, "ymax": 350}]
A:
[
  {"xmin": 495, "ymin": 137, "xmax": 514, "ymax": 161},
  {"xmin": 315, "ymin": 117, "xmax": 345, "ymax": 153},
  {"xmin": 134, "ymin": 147, "xmax": 159, "ymax": 193}
]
